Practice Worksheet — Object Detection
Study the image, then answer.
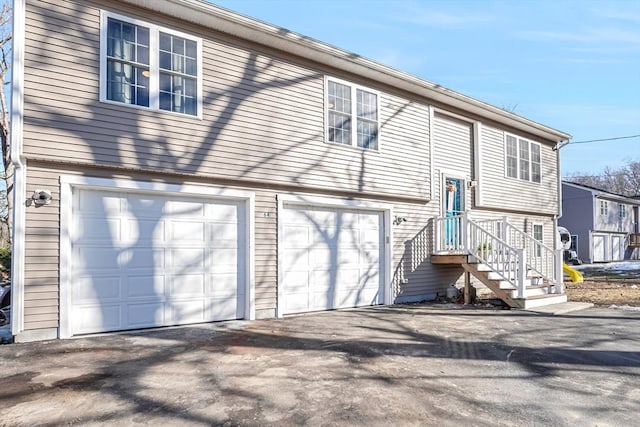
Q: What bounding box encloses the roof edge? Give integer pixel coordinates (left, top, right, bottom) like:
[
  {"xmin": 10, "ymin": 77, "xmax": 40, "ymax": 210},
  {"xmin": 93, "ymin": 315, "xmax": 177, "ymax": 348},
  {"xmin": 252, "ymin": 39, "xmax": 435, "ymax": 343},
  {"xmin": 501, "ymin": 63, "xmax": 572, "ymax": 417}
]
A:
[{"xmin": 122, "ymin": 0, "xmax": 572, "ymax": 142}]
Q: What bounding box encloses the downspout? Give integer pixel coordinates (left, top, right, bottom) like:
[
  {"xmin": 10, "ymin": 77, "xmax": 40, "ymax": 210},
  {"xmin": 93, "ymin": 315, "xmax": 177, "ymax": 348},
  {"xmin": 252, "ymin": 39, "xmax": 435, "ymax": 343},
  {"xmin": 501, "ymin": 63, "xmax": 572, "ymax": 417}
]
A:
[
  {"xmin": 553, "ymin": 140, "xmax": 569, "ymax": 292},
  {"xmin": 10, "ymin": 0, "xmax": 26, "ymax": 337}
]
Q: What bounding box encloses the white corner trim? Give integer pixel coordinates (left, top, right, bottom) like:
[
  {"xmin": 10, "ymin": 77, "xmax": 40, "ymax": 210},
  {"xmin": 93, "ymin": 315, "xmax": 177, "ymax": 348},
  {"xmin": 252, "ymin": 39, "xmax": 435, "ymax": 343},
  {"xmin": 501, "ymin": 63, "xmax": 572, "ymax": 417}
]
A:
[
  {"xmin": 10, "ymin": 0, "xmax": 26, "ymax": 337},
  {"xmin": 276, "ymin": 193, "xmax": 394, "ymax": 313},
  {"xmin": 428, "ymin": 105, "xmax": 435, "ymax": 201},
  {"xmin": 473, "ymin": 121, "xmax": 484, "ymax": 206},
  {"xmin": 275, "ymin": 195, "xmax": 285, "ymax": 318},
  {"xmin": 58, "ymin": 176, "xmax": 256, "ymax": 338}
]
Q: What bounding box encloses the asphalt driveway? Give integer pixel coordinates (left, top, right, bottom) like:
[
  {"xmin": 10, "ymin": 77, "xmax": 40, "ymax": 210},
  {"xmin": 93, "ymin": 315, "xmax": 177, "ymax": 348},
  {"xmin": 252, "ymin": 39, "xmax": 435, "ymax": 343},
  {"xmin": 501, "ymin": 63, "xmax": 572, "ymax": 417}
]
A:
[{"xmin": 1, "ymin": 304, "xmax": 639, "ymax": 426}]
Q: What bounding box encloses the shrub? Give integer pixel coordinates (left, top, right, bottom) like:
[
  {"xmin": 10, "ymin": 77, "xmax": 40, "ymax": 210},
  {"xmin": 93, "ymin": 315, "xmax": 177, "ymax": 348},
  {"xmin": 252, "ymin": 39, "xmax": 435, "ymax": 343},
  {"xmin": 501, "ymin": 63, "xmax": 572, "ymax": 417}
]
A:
[{"xmin": 0, "ymin": 247, "xmax": 10, "ymax": 273}]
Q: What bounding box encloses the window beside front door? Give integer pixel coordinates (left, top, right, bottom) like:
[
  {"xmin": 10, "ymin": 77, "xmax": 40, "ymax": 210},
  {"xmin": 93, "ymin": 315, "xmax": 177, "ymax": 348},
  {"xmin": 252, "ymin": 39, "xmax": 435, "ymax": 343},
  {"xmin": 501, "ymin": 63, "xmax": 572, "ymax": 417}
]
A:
[{"xmin": 533, "ymin": 224, "xmax": 543, "ymax": 257}]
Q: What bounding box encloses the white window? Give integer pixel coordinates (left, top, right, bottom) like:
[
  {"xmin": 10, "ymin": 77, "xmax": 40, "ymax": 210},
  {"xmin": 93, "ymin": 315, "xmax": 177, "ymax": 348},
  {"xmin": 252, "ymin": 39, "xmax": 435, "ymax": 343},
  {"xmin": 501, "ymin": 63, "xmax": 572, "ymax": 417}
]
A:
[
  {"xmin": 326, "ymin": 78, "xmax": 379, "ymax": 150},
  {"xmin": 600, "ymin": 200, "xmax": 608, "ymax": 216},
  {"xmin": 619, "ymin": 204, "xmax": 626, "ymax": 219},
  {"xmin": 533, "ymin": 224, "xmax": 543, "ymax": 257},
  {"xmin": 505, "ymin": 134, "xmax": 541, "ymax": 183},
  {"xmin": 100, "ymin": 12, "xmax": 202, "ymax": 117}
]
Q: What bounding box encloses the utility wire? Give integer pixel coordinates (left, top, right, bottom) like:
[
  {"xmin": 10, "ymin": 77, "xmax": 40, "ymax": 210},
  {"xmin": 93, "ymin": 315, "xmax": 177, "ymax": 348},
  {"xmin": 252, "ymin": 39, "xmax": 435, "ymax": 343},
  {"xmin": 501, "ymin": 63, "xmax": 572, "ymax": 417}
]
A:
[{"xmin": 567, "ymin": 134, "xmax": 640, "ymax": 145}]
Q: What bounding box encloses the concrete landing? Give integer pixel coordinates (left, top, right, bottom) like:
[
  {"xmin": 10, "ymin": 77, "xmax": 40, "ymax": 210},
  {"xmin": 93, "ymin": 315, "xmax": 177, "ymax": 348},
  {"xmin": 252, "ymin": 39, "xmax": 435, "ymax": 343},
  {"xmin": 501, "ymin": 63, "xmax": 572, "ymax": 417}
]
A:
[{"xmin": 525, "ymin": 301, "xmax": 594, "ymax": 315}]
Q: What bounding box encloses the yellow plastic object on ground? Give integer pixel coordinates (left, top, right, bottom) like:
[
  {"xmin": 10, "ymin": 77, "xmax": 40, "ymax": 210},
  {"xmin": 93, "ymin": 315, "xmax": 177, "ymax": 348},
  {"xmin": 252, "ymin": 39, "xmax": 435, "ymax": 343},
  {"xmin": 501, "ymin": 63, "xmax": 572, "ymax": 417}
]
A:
[{"xmin": 563, "ymin": 263, "xmax": 584, "ymax": 283}]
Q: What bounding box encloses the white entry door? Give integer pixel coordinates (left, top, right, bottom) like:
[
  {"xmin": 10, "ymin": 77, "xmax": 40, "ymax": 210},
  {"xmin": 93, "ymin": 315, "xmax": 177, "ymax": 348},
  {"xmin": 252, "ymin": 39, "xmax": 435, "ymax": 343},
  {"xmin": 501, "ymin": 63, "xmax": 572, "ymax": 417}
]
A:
[
  {"xmin": 281, "ymin": 205, "xmax": 384, "ymax": 314},
  {"xmin": 69, "ymin": 189, "xmax": 245, "ymax": 335}
]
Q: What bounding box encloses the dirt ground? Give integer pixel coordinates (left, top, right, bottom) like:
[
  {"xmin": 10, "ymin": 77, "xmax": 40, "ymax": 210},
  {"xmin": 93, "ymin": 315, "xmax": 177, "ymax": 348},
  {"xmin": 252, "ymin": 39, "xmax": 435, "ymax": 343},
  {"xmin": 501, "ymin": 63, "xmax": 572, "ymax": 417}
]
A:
[{"xmin": 565, "ymin": 279, "xmax": 640, "ymax": 306}]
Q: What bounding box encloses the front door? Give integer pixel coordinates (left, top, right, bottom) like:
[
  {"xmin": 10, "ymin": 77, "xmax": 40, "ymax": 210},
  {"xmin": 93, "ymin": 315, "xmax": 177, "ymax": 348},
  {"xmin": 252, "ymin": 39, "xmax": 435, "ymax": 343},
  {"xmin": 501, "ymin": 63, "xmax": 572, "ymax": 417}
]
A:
[{"xmin": 444, "ymin": 177, "xmax": 465, "ymax": 247}]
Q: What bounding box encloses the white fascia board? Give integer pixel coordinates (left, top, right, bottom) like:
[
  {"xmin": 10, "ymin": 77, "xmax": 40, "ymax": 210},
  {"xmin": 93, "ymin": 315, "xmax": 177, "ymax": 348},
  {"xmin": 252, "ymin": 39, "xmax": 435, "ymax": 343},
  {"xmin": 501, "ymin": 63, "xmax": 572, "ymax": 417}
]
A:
[{"xmin": 119, "ymin": 0, "xmax": 571, "ymax": 143}]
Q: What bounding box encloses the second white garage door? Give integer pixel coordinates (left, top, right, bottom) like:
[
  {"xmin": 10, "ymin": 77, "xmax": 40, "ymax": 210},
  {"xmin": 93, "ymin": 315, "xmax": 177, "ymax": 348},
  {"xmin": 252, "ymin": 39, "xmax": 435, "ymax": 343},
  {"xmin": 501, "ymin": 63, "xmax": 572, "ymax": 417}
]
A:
[
  {"xmin": 281, "ymin": 205, "xmax": 385, "ymax": 314},
  {"xmin": 69, "ymin": 189, "xmax": 245, "ymax": 335}
]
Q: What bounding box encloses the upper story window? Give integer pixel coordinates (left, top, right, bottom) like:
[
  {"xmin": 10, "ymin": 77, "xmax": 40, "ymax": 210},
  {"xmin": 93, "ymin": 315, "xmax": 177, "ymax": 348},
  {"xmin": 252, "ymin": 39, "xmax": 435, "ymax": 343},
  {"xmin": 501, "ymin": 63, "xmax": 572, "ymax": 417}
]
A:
[
  {"xmin": 326, "ymin": 77, "xmax": 379, "ymax": 150},
  {"xmin": 505, "ymin": 134, "xmax": 541, "ymax": 183},
  {"xmin": 619, "ymin": 204, "xmax": 626, "ymax": 219},
  {"xmin": 600, "ymin": 200, "xmax": 608, "ymax": 216},
  {"xmin": 100, "ymin": 12, "xmax": 202, "ymax": 117}
]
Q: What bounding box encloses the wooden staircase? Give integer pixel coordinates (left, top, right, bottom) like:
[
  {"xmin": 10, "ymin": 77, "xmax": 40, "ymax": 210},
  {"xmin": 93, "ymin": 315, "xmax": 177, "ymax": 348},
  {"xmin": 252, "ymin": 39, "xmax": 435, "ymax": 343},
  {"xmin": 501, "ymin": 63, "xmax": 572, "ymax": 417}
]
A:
[
  {"xmin": 432, "ymin": 215, "xmax": 567, "ymax": 309},
  {"xmin": 460, "ymin": 258, "xmax": 567, "ymax": 308}
]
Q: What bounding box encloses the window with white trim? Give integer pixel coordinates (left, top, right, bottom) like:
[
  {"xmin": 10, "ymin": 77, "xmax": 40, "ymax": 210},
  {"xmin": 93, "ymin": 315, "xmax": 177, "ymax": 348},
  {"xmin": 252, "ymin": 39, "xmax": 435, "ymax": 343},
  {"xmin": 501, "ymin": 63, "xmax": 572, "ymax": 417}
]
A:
[
  {"xmin": 505, "ymin": 134, "xmax": 541, "ymax": 183},
  {"xmin": 532, "ymin": 224, "xmax": 543, "ymax": 257},
  {"xmin": 600, "ymin": 200, "xmax": 608, "ymax": 216},
  {"xmin": 619, "ymin": 204, "xmax": 626, "ymax": 219},
  {"xmin": 326, "ymin": 78, "xmax": 379, "ymax": 150},
  {"xmin": 101, "ymin": 12, "xmax": 202, "ymax": 117}
]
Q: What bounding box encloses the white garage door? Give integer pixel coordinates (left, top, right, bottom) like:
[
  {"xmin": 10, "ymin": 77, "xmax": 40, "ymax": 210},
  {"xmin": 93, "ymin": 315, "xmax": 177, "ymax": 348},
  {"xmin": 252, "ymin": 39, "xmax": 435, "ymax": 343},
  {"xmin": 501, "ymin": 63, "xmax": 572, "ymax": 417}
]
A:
[
  {"xmin": 70, "ymin": 189, "xmax": 245, "ymax": 335},
  {"xmin": 281, "ymin": 205, "xmax": 384, "ymax": 314},
  {"xmin": 593, "ymin": 234, "xmax": 607, "ymax": 262},
  {"xmin": 611, "ymin": 235, "xmax": 623, "ymax": 261}
]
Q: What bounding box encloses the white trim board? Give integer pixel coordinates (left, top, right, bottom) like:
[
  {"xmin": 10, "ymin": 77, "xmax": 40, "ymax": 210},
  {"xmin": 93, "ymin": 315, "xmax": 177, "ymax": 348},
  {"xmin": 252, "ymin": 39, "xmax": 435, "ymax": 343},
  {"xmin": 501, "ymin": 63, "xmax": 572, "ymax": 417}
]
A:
[
  {"xmin": 276, "ymin": 193, "xmax": 394, "ymax": 317},
  {"xmin": 58, "ymin": 176, "xmax": 255, "ymax": 338},
  {"xmin": 10, "ymin": 0, "xmax": 27, "ymax": 337}
]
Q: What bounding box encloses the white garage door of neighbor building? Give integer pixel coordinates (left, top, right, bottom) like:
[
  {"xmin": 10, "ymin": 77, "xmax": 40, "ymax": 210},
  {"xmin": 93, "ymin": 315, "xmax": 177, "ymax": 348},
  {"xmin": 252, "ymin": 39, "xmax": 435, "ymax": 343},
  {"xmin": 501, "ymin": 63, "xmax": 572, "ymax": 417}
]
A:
[
  {"xmin": 593, "ymin": 234, "xmax": 607, "ymax": 262},
  {"xmin": 611, "ymin": 235, "xmax": 624, "ymax": 261},
  {"xmin": 70, "ymin": 189, "xmax": 245, "ymax": 335},
  {"xmin": 281, "ymin": 205, "xmax": 384, "ymax": 314}
]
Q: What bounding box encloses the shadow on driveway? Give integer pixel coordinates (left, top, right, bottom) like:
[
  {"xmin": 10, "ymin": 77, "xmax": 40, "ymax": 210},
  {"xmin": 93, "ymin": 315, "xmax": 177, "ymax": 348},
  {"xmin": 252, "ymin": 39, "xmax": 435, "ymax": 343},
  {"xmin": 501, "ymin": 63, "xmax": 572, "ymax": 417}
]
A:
[{"xmin": 1, "ymin": 305, "xmax": 639, "ymax": 426}]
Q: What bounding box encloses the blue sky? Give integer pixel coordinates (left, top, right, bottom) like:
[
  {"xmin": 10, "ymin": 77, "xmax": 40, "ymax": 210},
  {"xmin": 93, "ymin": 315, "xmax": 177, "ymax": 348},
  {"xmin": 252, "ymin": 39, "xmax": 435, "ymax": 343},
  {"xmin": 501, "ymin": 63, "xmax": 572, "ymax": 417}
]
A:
[{"xmin": 212, "ymin": 0, "xmax": 640, "ymax": 177}]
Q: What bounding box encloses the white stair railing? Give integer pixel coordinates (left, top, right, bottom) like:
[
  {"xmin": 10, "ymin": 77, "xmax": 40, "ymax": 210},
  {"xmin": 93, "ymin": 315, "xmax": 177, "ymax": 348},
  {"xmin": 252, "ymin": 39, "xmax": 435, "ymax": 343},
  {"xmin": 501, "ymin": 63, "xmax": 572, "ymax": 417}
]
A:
[
  {"xmin": 434, "ymin": 213, "xmax": 563, "ymax": 296},
  {"xmin": 467, "ymin": 219, "xmax": 525, "ymax": 298}
]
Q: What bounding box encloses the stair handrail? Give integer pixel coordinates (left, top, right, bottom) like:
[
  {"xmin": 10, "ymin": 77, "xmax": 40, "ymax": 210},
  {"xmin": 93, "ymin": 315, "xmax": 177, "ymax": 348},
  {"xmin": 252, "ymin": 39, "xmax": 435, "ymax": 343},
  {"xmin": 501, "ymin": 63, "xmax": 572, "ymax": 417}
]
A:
[
  {"xmin": 467, "ymin": 218, "xmax": 526, "ymax": 298},
  {"xmin": 502, "ymin": 222, "xmax": 559, "ymax": 285}
]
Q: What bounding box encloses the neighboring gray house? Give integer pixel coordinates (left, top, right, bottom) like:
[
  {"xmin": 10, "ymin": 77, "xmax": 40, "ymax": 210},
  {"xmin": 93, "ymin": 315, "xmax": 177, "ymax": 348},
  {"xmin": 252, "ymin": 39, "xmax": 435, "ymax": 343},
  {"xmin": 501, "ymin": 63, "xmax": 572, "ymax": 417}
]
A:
[
  {"xmin": 9, "ymin": 0, "xmax": 571, "ymax": 342},
  {"xmin": 561, "ymin": 182, "xmax": 640, "ymax": 263}
]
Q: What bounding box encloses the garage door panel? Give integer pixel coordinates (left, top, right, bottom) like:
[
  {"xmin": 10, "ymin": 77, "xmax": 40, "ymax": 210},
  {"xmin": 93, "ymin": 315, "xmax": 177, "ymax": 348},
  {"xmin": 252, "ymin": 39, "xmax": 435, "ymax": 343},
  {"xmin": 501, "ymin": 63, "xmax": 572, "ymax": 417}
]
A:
[
  {"xmin": 209, "ymin": 248, "xmax": 238, "ymax": 270},
  {"xmin": 205, "ymin": 203, "xmax": 239, "ymax": 221},
  {"xmin": 126, "ymin": 249, "xmax": 166, "ymax": 269},
  {"xmin": 170, "ymin": 274, "xmax": 205, "ymax": 296},
  {"xmin": 127, "ymin": 275, "xmax": 165, "ymax": 298},
  {"xmin": 77, "ymin": 218, "xmax": 122, "ymax": 242},
  {"xmin": 78, "ymin": 190, "xmax": 122, "ymax": 214},
  {"xmin": 170, "ymin": 300, "xmax": 207, "ymax": 324},
  {"xmin": 209, "ymin": 221, "xmax": 238, "ymax": 241},
  {"xmin": 75, "ymin": 305, "xmax": 121, "ymax": 334},
  {"xmin": 70, "ymin": 189, "xmax": 246, "ymax": 335},
  {"xmin": 75, "ymin": 248, "xmax": 120, "ymax": 270},
  {"xmin": 73, "ymin": 276, "xmax": 121, "ymax": 302},
  {"xmin": 208, "ymin": 273, "xmax": 240, "ymax": 295},
  {"xmin": 127, "ymin": 302, "xmax": 164, "ymax": 327},
  {"xmin": 126, "ymin": 194, "xmax": 167, "ymax": 213},
  {"xmin": 167, "ymin": 200, "xmax": 206, "ymax": 217},
  {"xmin": 170, "ymin": 220, "xmax": 205, "ymax": 242},
  {"xmin": 283, "ymin": 225, "xmax": 309, "ymax": 246},
  {"xmin": 283, "ymin": 248, "xmax": 309, "ymax": 270},
  {"xmin": 127, "ymin": 219, "xmax": 166, "ymax": 243},
  {"xmin": 171, "ymin": 248, "xmax": 205, "ymax": 269}
]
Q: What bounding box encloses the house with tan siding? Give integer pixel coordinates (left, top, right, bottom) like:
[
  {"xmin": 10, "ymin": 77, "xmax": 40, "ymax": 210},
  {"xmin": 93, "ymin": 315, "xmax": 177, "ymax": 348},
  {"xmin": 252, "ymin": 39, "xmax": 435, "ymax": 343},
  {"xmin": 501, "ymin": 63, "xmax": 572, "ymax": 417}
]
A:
[{"xmin": 9, "ymin": 0, "xmax": 571, "ymax": 342}]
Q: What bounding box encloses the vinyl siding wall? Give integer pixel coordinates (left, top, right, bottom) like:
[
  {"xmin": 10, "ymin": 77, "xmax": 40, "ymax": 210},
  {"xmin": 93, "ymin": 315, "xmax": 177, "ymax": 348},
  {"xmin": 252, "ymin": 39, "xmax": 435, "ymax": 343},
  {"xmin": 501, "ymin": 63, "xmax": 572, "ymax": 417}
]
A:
[
  {"xmin": 479, "ymin": 124, "xmax": 558, "ymax": 215},
  {"xmin": 23, "ymin": 0, "xmax": 430, "ymax": 201}
]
